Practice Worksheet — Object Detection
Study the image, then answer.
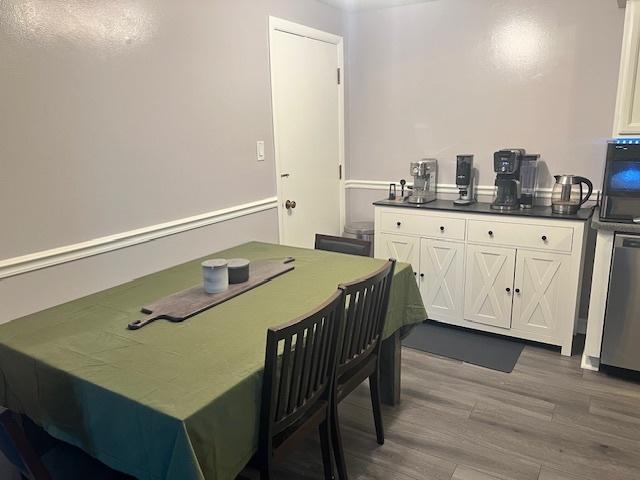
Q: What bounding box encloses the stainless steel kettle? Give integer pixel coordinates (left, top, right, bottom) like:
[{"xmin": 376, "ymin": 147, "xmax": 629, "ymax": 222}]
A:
[{"xmin": 551, "ymin": 175, "xmax": 593, "ymax": 214}]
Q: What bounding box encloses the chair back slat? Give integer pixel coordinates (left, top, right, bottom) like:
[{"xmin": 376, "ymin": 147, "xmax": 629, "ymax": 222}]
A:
[
  {"xmin": 306, "ymin": 320, "xmax": 324, "ymax": 397},
  {"xmin": 261, "ymin": 290, "xmax": 344, "ymax": 438},
  {"xmin": 275, "ymin": 336, "xmax": 293, "ymax": 421},
  {"xmin": 340, "ymin": 293, "xmax": 358, "ymax": 364},
  {"xmin": 337, "ymin": 260, "xmax": 395, "ymax": 377},
  {"xmin": 298, "ymin": 322, "xmax": 317, "ymax": 403}
]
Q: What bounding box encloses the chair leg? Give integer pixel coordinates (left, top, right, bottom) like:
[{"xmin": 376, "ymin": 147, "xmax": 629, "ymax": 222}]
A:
[
  {"xmin": 330, "ymin": 397, "xmax": 348, "ymax": 480},
  {"xmin": 319, "ymin": 418, "xmax": 335, "ymax": 480},
  {"xmin": 369, "ymin": 371, "xmax": 385, "ymax": 445},
  {"xmin": 259, "ymin": 467, "xmax": 272, "ymax": 480}
]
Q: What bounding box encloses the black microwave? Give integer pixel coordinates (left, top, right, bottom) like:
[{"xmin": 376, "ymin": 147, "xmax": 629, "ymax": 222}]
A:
[{"xmin": 600, "ymin": 140, "xmax": 640, "ymax": 223}]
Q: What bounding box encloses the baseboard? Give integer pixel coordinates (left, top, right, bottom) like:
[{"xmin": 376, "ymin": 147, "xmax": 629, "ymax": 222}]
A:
[{"xmin": 0, "ymin": 197, "xmax": 278, "ymax": 279}]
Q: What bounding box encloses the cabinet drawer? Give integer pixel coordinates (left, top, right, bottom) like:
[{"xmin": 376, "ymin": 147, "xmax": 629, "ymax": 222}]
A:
[
  {"xmin": 467, "ymin": 220, "xmax": 573, "ymax": 252},
  {"xmin": 380, "ymin": 211, "xmax": 465, "ymax": 240}
]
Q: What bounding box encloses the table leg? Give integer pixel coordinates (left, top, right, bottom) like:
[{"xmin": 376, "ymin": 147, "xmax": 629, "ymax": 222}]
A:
[{"xmin": 379, "ymin": 330, "xmax": 401, "ymax": 406}]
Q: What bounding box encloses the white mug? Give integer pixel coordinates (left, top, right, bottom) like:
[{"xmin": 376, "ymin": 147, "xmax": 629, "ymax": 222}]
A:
[{"xmin": 202, "ymin": 259, "xmax": 229, "ymax": 294}]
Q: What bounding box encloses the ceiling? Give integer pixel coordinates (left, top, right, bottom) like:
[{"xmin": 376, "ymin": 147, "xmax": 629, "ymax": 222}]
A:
[{"xmin": 318, "ymin": 0, "xmax": 437, "ymax": 13}]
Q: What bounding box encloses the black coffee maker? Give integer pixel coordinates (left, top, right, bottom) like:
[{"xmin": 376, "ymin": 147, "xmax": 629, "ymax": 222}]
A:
[{"xmin": 491, "ymin": 149, "xmax": 525, "ymax": 211}]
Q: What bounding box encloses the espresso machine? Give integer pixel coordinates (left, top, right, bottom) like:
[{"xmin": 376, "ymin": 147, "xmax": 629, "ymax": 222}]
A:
[
  {"xmin": 491, "ymin": 149, "xmax": 525, "ymax": 211},
  {"xmin": 408, "ymin": 159, "xmax": 437, "ymax": 204},
  {"xmin": 454, "ymin": 155, "xmax": 475, "ymax": 206}
]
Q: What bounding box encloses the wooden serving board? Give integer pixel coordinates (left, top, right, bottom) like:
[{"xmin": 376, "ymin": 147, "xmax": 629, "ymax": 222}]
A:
[{"xmin": 127, "ymin": 257, "xmax": 295, "ymax": 330}]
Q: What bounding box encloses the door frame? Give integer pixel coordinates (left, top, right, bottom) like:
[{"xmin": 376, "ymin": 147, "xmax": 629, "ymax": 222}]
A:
[{"xmin": 268, "ymin": 16, "xmax": 346, "ymax": 244}]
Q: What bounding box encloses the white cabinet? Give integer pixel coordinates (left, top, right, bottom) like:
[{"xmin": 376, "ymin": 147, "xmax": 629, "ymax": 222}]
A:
[
  {"xmin": 464, "ymin": 244, "xmax": 516, "ymax": 329},
  {"xmin": 377, "ymin": 233, "xmax": 419, "ymax": 281},
  {"xmin": 511, "ymin": 250, "xmax": 565, "ymax": 337},
  {"xmin": 374, "ymin": 206, "xmax": 589, "ymax": 356},
  {"xmin": 420, "ymin": 239, "xmax": 465, "ymax": 323},
  {"xmin": 614, "ymin": 0, "xmax": 640, "ymax": 136}
]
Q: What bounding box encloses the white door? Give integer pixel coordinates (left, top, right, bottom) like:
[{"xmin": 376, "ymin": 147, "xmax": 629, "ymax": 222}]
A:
[
  {"xmin": 511, "ymin": 250, "xmax": 565, "ymax": 336},
  {"xmin": 420, "ymin": 239, "xmax": 465, "ymax": 324},
  {"xmin": 464, "ymin": 244, "xmax": 516, "ymax": 329},
  {"xmin": 377, "ymin": 233, "xmax": 419, "ymax": 282},
  {"xmin": 270, "ymin": 20, "xmax": 343, "ymax": 248}
]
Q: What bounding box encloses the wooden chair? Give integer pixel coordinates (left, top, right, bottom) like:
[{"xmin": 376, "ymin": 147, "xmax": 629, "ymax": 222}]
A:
[
  {"xmin": 331, "ymin": 259, "xmax": 396, "ymax": 480},
  {"xmin": 314, "ymin": 234, "xmax": 372, "ymax": 257},
  {"xmin": 0, "ymin": 410, "xmax": 132, "ymax": 480},
  {"xmin": 255, "ymin": 289, "xmax": 346, "ymax": 480}
]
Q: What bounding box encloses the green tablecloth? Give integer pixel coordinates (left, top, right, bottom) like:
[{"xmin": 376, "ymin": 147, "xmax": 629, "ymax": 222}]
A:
[{"xmin": 0, "ymin": 241, "xmax": 425, "ymax": 480}]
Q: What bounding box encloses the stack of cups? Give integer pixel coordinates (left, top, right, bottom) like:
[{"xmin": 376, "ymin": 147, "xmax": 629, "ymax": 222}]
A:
[{"xmin": 202, "ymin": 258, "xmax": 251, "ymax": 293}]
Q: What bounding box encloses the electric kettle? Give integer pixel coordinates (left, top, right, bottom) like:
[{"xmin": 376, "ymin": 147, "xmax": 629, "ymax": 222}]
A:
[{"xmin": 551, "ymin": 175, "xmax": 593, "ymax": 214}]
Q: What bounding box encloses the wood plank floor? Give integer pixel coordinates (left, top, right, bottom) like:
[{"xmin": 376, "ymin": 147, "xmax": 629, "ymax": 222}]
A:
[{"xmin": 261, "ymin": 343, "xmax": 640, "ymax": 480}]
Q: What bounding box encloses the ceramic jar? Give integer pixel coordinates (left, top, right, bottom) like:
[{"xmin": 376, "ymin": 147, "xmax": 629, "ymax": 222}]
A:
[{"xmin": 201, "ymin": 259, "xmax": 229, "ymax": 294}]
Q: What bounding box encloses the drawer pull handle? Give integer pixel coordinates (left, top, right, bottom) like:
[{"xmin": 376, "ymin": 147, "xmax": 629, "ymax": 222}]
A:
[
  {"xmin": 397, "ymin": 222, "xmax": 401, "ymax": 227},
  {"xmin": 515, "ymin": 288, "xmax": 521, "ymax": 294},
  {"xmin": 541, "ymin": 235, "xmax": 548, "ymax": 241},
  {"xmin": 488, "ymin": 230, "xmax": 494, "ymax": 236},
  {"xmin": 440, "ymin": 226, "xmax": 445, "ymax": 232},
  {"xmin": 506, "ymin": 287, "xmax": 511, "ymax": 293}
]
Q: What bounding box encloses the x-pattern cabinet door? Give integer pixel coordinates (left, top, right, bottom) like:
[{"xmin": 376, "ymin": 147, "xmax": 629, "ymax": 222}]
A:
[
  {"xmin": 377, "ymin": 233, "xmax": 420, "ymax": 281},
  {"xmin": 464, "ymin": 244, "xmax": 516, "ymax": 329},
  {"xmin": 420, "ymin": 239, "xmax": 464, "ymax": 323},
  {"xmin": 511, "ymin": 249, "xmax": 565, "ymax": 336}
]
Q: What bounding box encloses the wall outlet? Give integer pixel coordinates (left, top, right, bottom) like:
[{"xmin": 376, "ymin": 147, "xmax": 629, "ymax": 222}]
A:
[{"xmin": 256, "ymin": 141, "xmax": 265, "ymax": 161}]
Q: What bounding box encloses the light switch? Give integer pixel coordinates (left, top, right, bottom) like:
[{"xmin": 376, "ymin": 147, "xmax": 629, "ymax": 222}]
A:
[{"xmin": 256, "ymin": 141, "xmax": 265, "ymax": 161}]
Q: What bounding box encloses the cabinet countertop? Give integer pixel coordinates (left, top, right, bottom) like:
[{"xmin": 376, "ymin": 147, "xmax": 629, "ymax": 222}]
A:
[
  {"xmin": 373, "ymin": 199, "xmax": 594, "ymax": 222},
  {"xmin": 591, "ymin": 207, "xmax": 640, "ymax": 234}
]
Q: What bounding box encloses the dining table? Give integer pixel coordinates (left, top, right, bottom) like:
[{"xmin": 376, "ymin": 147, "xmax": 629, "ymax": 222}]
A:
[{"xmin": 0, "ymin": 241, "xmax": 426, "ymax": 480}]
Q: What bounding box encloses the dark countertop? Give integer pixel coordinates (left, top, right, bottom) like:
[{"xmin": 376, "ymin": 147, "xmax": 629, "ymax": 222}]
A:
[
  {"xmin": 591, "ymin": 207, "xmax": 640, "ymax": 234},
  {"xmin": 373, "ymin": 198, "xmax": 594, "ymax": 222}
]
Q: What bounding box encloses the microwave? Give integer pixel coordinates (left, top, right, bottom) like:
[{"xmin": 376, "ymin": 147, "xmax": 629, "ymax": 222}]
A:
[{"xmin": 600, "ymin": 140, "xmax": 640, "ymax": 223}]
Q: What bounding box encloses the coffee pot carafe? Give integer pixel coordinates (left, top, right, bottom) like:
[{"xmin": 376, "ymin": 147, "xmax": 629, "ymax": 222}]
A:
[{"xmin": 551, "ymin": 175, "xmax": 593, "ymax": 214}]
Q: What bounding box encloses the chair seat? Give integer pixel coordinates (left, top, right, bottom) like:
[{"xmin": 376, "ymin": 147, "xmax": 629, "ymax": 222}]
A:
[
  {"xmin": 336, "ymin": 354, "xmax": 377, "ymax": 403},
  {"xmin": 272, "ymin": 400, "xmax": 329, "ymax": 459}
]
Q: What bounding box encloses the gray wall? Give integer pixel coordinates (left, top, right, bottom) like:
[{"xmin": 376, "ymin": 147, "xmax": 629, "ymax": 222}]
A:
[
  {"xmin": 1, "ymin": 0, "xmax": 344, "ymax": 259},
  {"xmin": 0, "ymin": 0, "xmax": 343, "ymax": 476},
  {"xmin": 0, "ymin": 0, "xmax": 344, "ymax": 322},
  {"xmin": 345, "ymin": 0, "xmax": 625, "ymax": 222}
]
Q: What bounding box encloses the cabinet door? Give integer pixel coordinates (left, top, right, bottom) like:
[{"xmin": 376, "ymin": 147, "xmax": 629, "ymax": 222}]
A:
[
  {"xmin": 420, "ymin": 239, "xmax": 465, "ymax": 323},
  {"xmin": 511, "ymin": 249, "xmax": 565, "ymax": 336},
  {"xmin": 615, "ymin": 0, "xmax": 640, "ymax": 135},
  {"xmin": 377, "ymin": 233, "xmax": 420, "ymax": 280},
  {"xmin": 464, "ymin": 244, "xmax": 516, "ymax": 329}
]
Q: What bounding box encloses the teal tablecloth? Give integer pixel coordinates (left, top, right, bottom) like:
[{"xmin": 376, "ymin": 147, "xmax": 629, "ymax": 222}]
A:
[{"xmin": 0, "ymin": 242, "xmax": 426, "ymax": 479}]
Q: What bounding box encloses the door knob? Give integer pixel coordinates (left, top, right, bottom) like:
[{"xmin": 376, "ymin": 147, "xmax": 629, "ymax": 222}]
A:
[
  {"xmin": 515, "ymin": 288, "xmax": 520, "ymax": 294},
  {"xmin": 506, "ymin": 287, "xmax": 511, "ymax": 293},
  {"xmin": 285, "ymin": 200, "xmax": 297, "ymax": 210}
]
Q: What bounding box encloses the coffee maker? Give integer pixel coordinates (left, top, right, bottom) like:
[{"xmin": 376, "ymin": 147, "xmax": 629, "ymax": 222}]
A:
[
  {"xmin": 491, "ymin": 149, "xmax": 525, "ymax": 211},
  {"xmin": 454, "ymin": 155, "xmax": 475, "ymax": 206},
  {"xmin": 407, "ymin": 159, "xmax": 437, "ymax": 204}
]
